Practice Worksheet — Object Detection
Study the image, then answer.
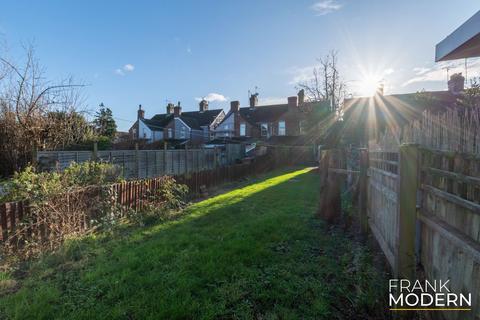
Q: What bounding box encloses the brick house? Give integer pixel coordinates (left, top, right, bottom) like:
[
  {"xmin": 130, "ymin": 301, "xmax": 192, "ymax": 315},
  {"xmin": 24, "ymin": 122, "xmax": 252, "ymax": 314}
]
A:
[
  {"xmin": 215, "ymin": 90, "xmax": 329, "ymax": 142},
  {"xmin": 129, "ymin": 100, "xmax": 225, "ymax": 145}
]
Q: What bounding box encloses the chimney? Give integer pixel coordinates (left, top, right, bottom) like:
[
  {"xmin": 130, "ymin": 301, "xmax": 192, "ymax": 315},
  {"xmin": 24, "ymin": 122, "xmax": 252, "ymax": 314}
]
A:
[
  {"xmin": 174, "ymin": 101, "xmax": 182, "ymax": 117},
  {"xmin": 199, "ymin": 99, "xmax": 209, "ymax": 112},
  {"xmin": 166, "ymin": 103, "xmax": 175, "ymax": 114},
  {"xmin": 230, "ymin": 101, "xmax": 240, "ymax": 113},
  {"xmin": 249, "ymin": 93, "xmax": 258, "ymax": 108},
  {"xmin": 288, "ymin": 96, "xmax": 298, "ymax": 108},
  {"xmin": 137, "ymin": 104, "xmax": 145, "ymax": 120},
  {"xmin": 448, "ymin": 73, "xmax": 465, "ymax": 95},
  {"xmin": 298, "ymin": 89, "xmax": 305, "ymax": 105}
]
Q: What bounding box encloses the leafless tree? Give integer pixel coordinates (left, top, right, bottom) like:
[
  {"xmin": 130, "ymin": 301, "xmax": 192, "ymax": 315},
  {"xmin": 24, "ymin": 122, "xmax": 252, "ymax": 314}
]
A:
[
  {"xmin": 0, "ymin": 45, "xmax": 88, "ymax": 176},
  {"xmin": 296, "ymin": 50, "xmax": 347, "ymax": 111}
]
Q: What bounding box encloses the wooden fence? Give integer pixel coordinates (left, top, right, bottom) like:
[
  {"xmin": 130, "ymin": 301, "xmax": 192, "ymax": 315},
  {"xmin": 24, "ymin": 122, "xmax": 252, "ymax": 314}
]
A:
[
  {"xmin": 322, "ymin": 145, "xmax": 480, "ymax": 319},
  {"xmin": 0, "ymin": 153, "xmax": 282, "ymax": 247},
  {"xmin": 36, "ymin": 145, "xmax": 245, "ymax": 179}
]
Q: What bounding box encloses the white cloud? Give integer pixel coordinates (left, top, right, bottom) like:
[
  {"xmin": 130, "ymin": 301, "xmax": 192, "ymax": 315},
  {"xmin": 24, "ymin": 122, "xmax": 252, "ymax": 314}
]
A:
[
  {"xmin": 402, "ymin": 59, "xmax": 480, "ymax": 87},
  {"xmin": 115, "ymin": 64, "xmax": 135, "ymax": 76},
  {"xmin": 412, "ymin": 67, "xmax": 430, "ymax": 76},
  {"xmin": 123, "ymin": 64, "xmax": 135, "ymax": 71},
  {"xmin": 311, "ymin": 0, "xmax": 342, "ymax": 16},
  {"xmin": 384, "ymin": 68, "xmax": 395, "ymax": 75},
  {"xmin": 195, "ymin": 93, "xmax": 228, "ymax": 102},
  {"xmin": 288, "ymin": 65, "xmax": 318, "ymax": 85}
]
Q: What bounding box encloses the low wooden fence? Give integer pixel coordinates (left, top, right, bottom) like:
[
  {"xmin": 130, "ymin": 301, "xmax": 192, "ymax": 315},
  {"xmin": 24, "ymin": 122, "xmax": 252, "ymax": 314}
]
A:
[
  {"xmin": 322, "ymin": 145, "xmax": 480, "ymax": 319},
  {"xmin": 0, "ymin": 154, "xmax": 279, "ymax": 247}
]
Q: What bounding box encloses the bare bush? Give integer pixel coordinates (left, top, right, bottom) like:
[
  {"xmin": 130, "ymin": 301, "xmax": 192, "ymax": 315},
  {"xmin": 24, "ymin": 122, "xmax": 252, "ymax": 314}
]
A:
[{"xmin": 0, "ymin": 45, "xmax": 89, "ymax": 177}]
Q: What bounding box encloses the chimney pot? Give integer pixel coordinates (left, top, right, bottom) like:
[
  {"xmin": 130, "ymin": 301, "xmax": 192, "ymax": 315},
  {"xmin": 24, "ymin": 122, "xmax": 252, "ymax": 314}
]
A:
[
  {"xmin": 199, "ymin": 99, "xmax": 209, "ymax": 112},
  {"xmin": 288, "ymin": 96, "xmax": 298, "ymax": 108},
  {"xmin": 448, "ymin": 73, "xmax": 465, "ymax": 95},
  {"xmin": 249, "ymin": 93, "xmax": 258, "ymax": 108},
  {"xmin": 166, "ymin": 103, "xmax": 175, "ymax": 114},
  {"xmin": 137, "ymin": 104, "xmax": 145, "ymax": 119},
  {"xmin": 230, "ymin": 101, "xmax": 240, "ymax": 112},
  {"xmin": 174, "ymin": 105, "xmax": 182, "ymax": 117},
  {"xmin": 298, "ymin": 89, "xmax": 305, "ymax": 104}
]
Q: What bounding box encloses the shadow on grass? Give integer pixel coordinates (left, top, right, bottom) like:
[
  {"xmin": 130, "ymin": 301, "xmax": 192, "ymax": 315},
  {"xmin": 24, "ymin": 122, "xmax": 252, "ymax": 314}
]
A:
[{"xmin": 0, "ymin": 167, "xmax": 389, "ymax": 320}]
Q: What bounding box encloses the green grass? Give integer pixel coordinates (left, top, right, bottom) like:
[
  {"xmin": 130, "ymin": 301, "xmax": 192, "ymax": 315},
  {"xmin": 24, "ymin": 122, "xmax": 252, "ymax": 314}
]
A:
[{"xmin": 0, "ymin": 168, "xmax": 388, "ymax": 319}]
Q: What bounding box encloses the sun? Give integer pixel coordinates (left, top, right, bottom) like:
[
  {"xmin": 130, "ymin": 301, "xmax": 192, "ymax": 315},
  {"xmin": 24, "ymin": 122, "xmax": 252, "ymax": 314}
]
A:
[{"xmin": 358, "ymin": 74, "xmax": 383, "ymax": 97}]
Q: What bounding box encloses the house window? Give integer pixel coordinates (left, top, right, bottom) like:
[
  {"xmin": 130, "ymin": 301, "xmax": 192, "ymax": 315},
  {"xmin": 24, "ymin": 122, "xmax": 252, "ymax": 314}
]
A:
[
  {"xmin": 180, "ymin": 126, "xmax": 186, "ymax": 139},
  {"xmin": 168, "ymin": 128, "xmax": 173, "ymax": 138},
  {"xmin": 240, "ymin": 123, "xmax": 246, "ymax": 136},
  {"xmin": 261, "ymin": 123, "xmax": 268, "ymax": 137},
  {"xmin": 278, "ymin": 121, "xmax": 286, "ymax": 136},
  {"xmin": 299, "ymin": 120, "xmax": 307, "ymax": 135}
]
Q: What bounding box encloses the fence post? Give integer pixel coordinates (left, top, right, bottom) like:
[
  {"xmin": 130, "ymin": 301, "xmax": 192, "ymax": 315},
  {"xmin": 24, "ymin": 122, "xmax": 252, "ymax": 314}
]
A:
[
  {"xmin": 396, "ymin": 144, "xmax": 419, "ymax": 280},
  {"xmin": 185, "ymin": 144, "xmax": 189, "ymax": 173},
  {"xmin": 163, "ymin": 141, "xmax": 167, "ymax": 174},
  {"xmin": 317, "ymin": 149, "xmax": 342, "ymax": 223},
  {"xmin": 359, "ymin": 148, "xmax": 369, "ymax": 236},
  {"xmin": 135, "ymin": 143, "xmax": 140, "ymax": 178},
  {"xmin": 92, "ymin": 142, "xmax": 98, "ymax": 161}
]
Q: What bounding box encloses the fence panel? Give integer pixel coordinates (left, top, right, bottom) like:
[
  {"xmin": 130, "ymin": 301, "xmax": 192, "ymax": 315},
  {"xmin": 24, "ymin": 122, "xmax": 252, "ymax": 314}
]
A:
[
  {"xmin": 367, "ymin": 150, "xmax": 399, "ymax": 268},
  {"xmin": 37, "ymin": 147, "xmax": 235, "ymax": 179},
  {"xmin": 419, "ymin": 150, "xmax": 480, "ymax": 320}
]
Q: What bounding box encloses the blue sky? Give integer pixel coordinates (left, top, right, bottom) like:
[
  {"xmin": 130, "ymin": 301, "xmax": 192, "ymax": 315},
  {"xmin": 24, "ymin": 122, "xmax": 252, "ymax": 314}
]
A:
[{"xmin": 1, "ymin": 0, "xmax": 479, "ymax": 131}]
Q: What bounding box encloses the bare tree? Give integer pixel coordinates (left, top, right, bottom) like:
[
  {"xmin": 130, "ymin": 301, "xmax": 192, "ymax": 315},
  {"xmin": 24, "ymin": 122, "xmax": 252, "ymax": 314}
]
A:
[
  {"xmin": 0, "ymin": 45, "xmax": 88, "ymax": 176},
  {"xmin": 296, "ymin": 50, "xmax": 347, "ymax": 111}
]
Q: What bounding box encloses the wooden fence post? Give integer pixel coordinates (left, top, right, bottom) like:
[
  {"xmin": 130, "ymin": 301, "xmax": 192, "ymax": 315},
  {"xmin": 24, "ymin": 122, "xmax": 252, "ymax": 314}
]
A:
[
  {"xmin": 317, "ymin": 149, "xmax": 342, "ymax": 223},
  {"xmin": 93, "ymin": 142, "xmax": 98, "ymax": 161},
  {"xmin": 135, "ymin": 143, "xmax": 140, "ymax": 178},
  {"xmin": 359, "ymin": 148, "xmax": 369, "ymax": 235},
  {"xmin": 396, "ymin": 144, "xmax": 419, "ymax": 280}
]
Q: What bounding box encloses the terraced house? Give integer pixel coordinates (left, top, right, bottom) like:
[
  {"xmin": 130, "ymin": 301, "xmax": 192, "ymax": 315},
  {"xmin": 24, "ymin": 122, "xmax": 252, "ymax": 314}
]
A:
[
  {"xmin": 214, "ymin": 90, "xmax": 330, "ymax": 142},
  {"xmin": 129, "ymin": 100, "xmax": 225, "ymax": 145}
]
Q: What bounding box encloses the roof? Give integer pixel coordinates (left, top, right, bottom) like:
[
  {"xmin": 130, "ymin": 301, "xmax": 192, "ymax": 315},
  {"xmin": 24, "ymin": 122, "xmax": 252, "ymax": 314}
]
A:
[
  {"xmin": 180, "ymin": 109, "xmax": 223, "ymax": 127},
  {"xmin": 239, "ymin": 104, "xmax": 289, "ymax": 125},
  {"xmin": 436, "ymin": 10, "xmax": 480, "ymax": 61},
  {"xmin": 143, "ymin": 114, "xmax": 173, "ymax": 131},
  {"xmin": 142, "ymin": 109, "xmax": 223, "ymax": 131}
]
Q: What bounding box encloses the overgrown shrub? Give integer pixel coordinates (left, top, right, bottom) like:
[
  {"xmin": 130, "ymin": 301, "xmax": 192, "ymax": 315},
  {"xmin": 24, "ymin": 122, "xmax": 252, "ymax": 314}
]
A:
[
  {"xmin": 128, "ymin": 176, "xmax": 188, "ymax": 226},
  {"xmin": 0, "ymin": 163, "xmax": 188, "ymax": 260},
  {"xmin": 0, "ymin": 161, "xmax": 121, "ymax": 203}
]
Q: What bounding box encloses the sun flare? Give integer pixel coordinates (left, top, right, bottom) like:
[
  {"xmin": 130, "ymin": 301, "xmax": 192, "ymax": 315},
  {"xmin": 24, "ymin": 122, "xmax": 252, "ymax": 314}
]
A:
[{"xmin": 358, "ymin": 74, "xmax": 383, "ymax": 97}]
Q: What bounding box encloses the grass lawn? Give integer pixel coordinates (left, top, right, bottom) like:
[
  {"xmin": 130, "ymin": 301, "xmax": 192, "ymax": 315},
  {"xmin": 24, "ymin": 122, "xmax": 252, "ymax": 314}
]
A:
[{"xmin": 0, "ymin": 168, "xmax": 388, "ymax": 319}]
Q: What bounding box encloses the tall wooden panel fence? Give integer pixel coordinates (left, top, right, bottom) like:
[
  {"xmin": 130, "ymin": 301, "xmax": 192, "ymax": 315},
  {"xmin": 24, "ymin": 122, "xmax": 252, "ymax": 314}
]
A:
[{"xmin": 322, "ymin": 145, "xmax": 480, "ymax": 319}]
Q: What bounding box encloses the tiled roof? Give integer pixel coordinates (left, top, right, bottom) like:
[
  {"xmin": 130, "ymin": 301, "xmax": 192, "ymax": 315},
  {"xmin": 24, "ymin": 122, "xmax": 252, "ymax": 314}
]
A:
[
  {"xmin": 180, "ymin": 109, "xmax": 223, "ymax": 128},
  {"xmin": 239, "ymin": 104, "xmax": 289, "ymax": 125},
  {"xmin": 142, "ymin": 109, "xmax": 223, "ymax": 131},
  {"xmin": 143, "ymin": 114, "xmax": 173, "ymax": 131}
]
